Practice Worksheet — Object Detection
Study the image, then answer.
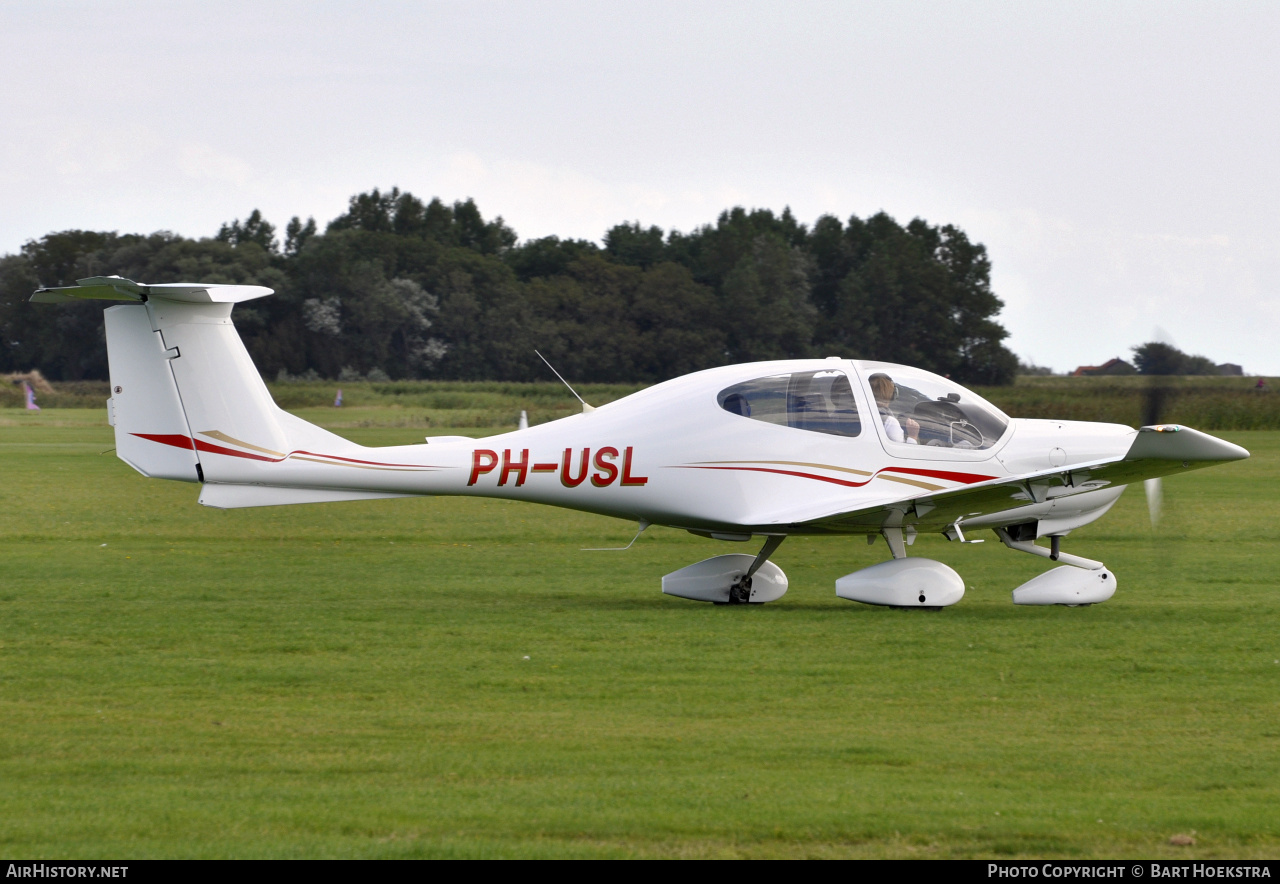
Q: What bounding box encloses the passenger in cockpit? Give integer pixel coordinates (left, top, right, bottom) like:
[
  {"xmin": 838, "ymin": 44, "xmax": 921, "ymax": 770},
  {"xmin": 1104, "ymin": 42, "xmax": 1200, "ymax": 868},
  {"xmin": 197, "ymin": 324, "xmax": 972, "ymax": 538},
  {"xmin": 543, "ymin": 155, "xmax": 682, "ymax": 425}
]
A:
[{"xmin": 868, "ymin": 372, "xmax": 919, "ymax": 444}]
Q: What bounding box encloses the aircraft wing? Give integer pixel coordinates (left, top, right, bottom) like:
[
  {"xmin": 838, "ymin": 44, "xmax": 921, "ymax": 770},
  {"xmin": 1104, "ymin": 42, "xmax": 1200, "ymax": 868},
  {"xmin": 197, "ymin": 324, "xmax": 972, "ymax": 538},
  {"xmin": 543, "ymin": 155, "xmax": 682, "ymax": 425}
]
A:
[{"xmin": 771, "ymin": 425, "xmax": 1248, "ymax": 535}]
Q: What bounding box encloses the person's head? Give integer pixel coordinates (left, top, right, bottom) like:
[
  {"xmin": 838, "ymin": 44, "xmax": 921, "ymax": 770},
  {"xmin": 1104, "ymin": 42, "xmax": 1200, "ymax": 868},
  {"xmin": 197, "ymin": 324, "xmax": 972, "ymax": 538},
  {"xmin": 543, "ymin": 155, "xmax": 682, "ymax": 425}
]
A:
[{"xmin": 868, "ymin": 373, "xmax": 895, "ymax": 406}]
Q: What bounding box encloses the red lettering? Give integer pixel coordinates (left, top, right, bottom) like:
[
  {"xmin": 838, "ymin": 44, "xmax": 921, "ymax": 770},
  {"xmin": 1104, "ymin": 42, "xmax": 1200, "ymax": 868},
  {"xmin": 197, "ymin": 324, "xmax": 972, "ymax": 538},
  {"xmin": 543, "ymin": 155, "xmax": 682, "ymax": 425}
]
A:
[
  {"xmin": 620, "ymin": 446, "xmax": 648, "ymax": 486},
  {"xmin": 499, "ymin": 448, "xmax": 529, "ymax": 486},
  {"xmin": 591, "ymin": 446, "xmax": 619, "ymax": 487},
  {"xmin": 468, "ymin": 449, "xmax": 498, "ymax": 485},
  {"xmin": 561, "ymin": 447, "xmax": 590, "ymax": 487}
]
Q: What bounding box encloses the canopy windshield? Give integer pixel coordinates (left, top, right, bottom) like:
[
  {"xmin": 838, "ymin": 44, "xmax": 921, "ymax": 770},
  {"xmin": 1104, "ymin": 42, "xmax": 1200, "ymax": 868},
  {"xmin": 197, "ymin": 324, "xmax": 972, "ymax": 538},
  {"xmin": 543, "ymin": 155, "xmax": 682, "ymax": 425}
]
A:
[{"xmin": 856, "ymin": 362, "xmax": 1009, "ymax": 450}]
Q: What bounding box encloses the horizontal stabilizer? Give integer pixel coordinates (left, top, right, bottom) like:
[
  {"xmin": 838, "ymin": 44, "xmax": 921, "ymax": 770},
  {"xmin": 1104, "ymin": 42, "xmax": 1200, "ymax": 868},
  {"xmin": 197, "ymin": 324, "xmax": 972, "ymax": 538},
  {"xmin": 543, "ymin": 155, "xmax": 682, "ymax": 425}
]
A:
[
  {"xmin": 199, "ymin": 484, "xmax": 416, "ymax": 510},
  {"xmin": 32, "ymin": 275, "xmax": 272, "ymax": 304}
]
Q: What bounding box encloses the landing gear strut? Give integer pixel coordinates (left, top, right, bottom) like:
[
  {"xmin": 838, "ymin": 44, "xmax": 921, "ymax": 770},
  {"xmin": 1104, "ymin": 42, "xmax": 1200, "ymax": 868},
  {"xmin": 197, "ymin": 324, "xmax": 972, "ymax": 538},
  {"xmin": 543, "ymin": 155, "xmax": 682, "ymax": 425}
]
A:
[
  {"xmin": 724, "ymin": 535, "xmax": 786, "ymax": 605},
  {"xmin": 994, "ymin": 527, "xmax": 1117, "ymax": 605},
  {"xmin": 662, "ymin": 536, "xmax": 790, "ymax": 604}
]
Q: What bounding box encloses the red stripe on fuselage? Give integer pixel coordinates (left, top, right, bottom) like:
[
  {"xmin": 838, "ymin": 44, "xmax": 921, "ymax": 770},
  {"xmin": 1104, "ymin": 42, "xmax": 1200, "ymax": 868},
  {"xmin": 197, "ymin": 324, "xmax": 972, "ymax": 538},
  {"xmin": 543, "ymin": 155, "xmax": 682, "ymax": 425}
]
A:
[
  {"xmin": 289, "ymin": 450, "xmax": 432, "ymax": 468},
  {"xmin": 675, "ymin": 464, "xmax": 997, "ymax": 487},
  {"xmin": 131, "ymin": 433, "xmax": 195, "ymax": 450},
  {"xmin": 132, "ymin": 433, "xmax": 276, "ymax": 461},
  {"xmin": 678, "ymin": 465, "xmax": 874, "ymax": 488},
  {"xmin": 131, "ymin": 434, "xmax": 435, "ymax": 469}
]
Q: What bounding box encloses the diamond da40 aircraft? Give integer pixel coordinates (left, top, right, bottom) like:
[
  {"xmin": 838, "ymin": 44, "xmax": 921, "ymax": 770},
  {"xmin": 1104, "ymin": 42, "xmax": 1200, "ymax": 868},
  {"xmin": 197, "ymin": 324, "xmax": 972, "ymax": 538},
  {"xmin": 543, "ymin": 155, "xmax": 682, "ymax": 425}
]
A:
[{"xmin": 34, "ymin": 277, "xmax": 1248, "ymax": 608}]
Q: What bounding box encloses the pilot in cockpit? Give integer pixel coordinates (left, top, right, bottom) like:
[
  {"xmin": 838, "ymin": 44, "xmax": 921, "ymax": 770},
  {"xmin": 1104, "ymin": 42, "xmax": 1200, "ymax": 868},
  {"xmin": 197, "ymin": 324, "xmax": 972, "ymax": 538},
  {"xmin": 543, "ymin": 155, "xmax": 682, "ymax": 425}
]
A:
[{"xmin": 868, "ymin": 372, "xmax": 919, "ymax": 444}]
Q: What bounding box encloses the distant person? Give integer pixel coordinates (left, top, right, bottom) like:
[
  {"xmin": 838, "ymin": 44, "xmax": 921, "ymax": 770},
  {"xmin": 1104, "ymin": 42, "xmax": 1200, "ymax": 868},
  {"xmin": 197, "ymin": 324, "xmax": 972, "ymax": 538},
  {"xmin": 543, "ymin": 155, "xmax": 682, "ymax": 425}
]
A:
[
  {"xmin": 1256, "ymin": 378, "xmax": 1268, "ymax": 392},
  {"xmin": 868, "ymin": 372, "xmax": 918, "ymax": 444}
]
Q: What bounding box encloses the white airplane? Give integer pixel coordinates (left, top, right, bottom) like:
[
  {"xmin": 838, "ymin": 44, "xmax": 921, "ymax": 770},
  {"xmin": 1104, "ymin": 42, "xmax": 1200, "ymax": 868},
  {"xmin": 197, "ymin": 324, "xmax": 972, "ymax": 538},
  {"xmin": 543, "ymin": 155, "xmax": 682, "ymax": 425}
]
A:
[{"xmin": 34, "ymin": 277, "xmax": 1249, "ymax": 608}]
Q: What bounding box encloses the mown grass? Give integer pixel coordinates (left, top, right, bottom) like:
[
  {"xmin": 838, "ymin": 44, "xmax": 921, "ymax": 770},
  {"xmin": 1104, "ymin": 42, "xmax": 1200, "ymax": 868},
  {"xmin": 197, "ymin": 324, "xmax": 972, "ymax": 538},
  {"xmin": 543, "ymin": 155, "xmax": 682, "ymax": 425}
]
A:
[{"xmin": 0, "ymin": 407, "xmax": 1277, "ymax": 858}]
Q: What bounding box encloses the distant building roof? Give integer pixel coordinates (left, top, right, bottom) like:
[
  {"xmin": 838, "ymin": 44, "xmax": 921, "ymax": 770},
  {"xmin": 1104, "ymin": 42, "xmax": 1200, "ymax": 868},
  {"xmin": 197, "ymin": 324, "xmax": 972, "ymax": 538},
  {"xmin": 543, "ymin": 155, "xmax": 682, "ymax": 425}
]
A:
[
  {"xmin": 1072, "ymin": 358, "xmax": 1136, "ymax": 377},
  {"xmin": 1216, "ymin": 363, "xmax": 1244, "ymax": 376}
]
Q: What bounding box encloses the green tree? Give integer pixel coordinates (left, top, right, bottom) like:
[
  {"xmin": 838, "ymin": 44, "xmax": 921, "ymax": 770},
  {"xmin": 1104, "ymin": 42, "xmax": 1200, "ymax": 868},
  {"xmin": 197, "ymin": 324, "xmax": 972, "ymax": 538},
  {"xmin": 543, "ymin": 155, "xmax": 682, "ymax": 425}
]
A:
[
  {"xmin": 216, "ymin": 209, "xmax": 278, "ymax": 253},
  {"xmin": 720, "ymin": 235, "xmax": 816, "ymax": 362},
  {"xmin": 1, "ymin": 230, "xmax": 283, "ymax": 379},
  {"xmin": 524, "ymin": 255, "xmax": 639, "ymax": 382},
  {"xmin": 603, "ymin": 222, "xmax": 666, "ymax": 269},
  {"xmin": 810, "ymin": 213, "xmax": 1016, "ymax": 384},
  {"xmin": 629, "ymin": 263, "xmax": 725, "ymax": 379},
  {"xmin": 823, "ymin": 214, "xmax": 957, "ymax": 371},
  {"xmin": 284, "ymin": 217, "xmax": 317, "ymax": 257},
  {"xmin": 522, "ymin": 256, "xmax": 724, "ymax": 383},
  {"xmin": 4, "ymin": 190, "xmax": 1021, "ymax": 386},
  {"xmin": 505, "ymin": 236, "xmax": 600, "ymax": 282},
  {"xmin": 329, "ymin": 189, "xmax": 516, "ymax": 255},
  {"xmin": 428, "ymin": 250, "xmax": 543, "ymax": 381},
  {"xmin": 308, "ymin": 273, "xmax": 445, "ymax": 379},
  {"xmin": 665, "ymin": 206, "xmax": 809, "ymax": 291},
  {"xmin": 1, "ymin": 231, "xmax": 120, "ymax": 379},
  {"xmin": 1132, "ymin": 342, "xmax": 1218, "ymax": 375}
]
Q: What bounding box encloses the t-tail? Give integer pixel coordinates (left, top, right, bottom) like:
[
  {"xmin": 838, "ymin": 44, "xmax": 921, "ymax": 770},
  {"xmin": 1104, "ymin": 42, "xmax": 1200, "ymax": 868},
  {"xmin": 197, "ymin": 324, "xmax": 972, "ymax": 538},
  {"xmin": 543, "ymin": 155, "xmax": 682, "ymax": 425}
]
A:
[{"xmin": 31, "ymin": 277, "xmax": 430, "ymax": 508}]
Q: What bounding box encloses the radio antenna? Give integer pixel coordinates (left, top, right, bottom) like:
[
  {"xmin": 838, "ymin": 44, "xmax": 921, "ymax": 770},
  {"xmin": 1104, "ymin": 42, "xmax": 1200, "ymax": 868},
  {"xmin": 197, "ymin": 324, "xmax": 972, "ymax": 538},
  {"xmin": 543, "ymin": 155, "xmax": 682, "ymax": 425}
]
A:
[{"xmin": 535, "ymin": 350, "xmax": 594, "ymax": 413}]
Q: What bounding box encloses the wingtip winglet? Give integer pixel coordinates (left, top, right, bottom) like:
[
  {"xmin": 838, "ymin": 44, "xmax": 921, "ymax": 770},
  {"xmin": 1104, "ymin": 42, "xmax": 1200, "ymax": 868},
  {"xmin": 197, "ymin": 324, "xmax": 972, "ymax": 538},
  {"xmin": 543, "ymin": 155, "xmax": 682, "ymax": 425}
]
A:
[{"xmin": 1130, "ymin": 424, "xmax": 1249, "ymax": 463}]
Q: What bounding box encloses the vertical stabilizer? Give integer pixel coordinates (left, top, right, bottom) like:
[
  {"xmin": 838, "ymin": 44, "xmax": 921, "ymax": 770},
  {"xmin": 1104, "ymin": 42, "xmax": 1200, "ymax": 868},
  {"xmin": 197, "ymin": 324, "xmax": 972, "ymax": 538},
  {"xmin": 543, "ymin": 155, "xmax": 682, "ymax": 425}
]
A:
[
  {"xmin": 36, "ymin": 277, "xmax": 356, "ymax": 488},
  {"xmin": 146, "ymin": 298, "xmax": 291, "ymax": 482},
  {"xmin": 142, "ymin": 297, "xmax": 362, "ymax": 484}
]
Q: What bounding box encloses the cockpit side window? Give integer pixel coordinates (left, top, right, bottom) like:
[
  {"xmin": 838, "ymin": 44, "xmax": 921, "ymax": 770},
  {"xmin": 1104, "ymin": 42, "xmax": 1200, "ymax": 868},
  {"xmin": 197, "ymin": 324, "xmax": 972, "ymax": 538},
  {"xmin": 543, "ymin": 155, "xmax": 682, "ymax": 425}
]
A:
[{"xmin": 717, "ymin": 370, "xmax": 861, "ymax": 437}]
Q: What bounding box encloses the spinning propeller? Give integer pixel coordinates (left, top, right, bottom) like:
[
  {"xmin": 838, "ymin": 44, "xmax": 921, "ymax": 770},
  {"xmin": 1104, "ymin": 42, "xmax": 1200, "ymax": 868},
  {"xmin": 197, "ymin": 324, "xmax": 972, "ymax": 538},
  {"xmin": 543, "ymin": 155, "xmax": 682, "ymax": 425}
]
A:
[{"xmin": 1142, "ymin": 379, "xmax": 1172, "ymax": 528}]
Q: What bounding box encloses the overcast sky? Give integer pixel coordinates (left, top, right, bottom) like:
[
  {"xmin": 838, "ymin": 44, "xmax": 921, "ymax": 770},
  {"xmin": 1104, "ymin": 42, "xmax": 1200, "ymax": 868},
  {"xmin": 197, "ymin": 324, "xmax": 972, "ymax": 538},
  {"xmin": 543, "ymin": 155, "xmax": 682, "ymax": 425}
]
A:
[{"xmin": 4, "ymin": 1, "xmax": 1277, "ymax": 374}]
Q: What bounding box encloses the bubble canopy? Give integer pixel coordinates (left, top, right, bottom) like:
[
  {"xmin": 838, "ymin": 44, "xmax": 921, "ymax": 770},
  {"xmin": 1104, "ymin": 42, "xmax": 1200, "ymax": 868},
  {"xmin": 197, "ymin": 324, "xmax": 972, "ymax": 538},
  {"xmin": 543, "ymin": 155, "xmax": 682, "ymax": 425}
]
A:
[
  {"xmin": 855, "ymin": 361, "xmax": 1010, "ymax": 450},
  {"xmin": 717, "ymin": 369, "xmax": 862, "ymax": 438}
]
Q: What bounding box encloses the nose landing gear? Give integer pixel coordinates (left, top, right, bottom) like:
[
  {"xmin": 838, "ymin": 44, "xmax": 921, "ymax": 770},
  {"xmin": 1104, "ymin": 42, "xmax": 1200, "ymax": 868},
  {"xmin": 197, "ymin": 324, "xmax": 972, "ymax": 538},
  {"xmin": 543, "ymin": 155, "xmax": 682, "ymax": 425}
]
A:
[{"xmin": 995, "ymin": 527, "xmax": 1117, "ymax": 605}]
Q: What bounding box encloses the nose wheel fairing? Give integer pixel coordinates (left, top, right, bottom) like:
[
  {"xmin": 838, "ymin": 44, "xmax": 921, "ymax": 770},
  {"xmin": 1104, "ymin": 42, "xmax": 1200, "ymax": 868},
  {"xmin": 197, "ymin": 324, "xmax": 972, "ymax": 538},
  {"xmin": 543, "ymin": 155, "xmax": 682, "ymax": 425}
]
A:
[{"xmin": 1011, "ymin": 565, "xmax": 1116, "ymax": 605}]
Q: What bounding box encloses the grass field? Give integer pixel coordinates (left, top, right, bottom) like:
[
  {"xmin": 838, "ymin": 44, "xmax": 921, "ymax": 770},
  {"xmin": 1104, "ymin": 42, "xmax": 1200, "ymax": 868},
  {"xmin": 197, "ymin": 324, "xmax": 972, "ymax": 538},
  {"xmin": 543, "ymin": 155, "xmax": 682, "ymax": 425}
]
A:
[{"xmin": 1, "ymin": 406, "xmax": 1277, "ymax": 858}]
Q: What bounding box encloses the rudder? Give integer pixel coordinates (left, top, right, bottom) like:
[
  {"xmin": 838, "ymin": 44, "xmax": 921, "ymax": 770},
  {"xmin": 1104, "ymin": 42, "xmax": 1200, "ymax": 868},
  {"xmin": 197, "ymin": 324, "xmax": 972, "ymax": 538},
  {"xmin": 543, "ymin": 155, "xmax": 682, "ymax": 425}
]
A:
[{"xmin": 104, "ymin": 304, "xmax": 202, "ymax": 482}]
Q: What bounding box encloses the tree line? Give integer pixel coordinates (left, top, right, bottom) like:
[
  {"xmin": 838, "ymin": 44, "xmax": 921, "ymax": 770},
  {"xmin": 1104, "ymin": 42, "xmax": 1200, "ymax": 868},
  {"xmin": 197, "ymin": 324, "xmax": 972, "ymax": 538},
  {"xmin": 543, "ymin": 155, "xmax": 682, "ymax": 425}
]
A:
[
  {"xmin": 1131, "ymin": 342, "xmax": 1231, "ymax": 376},
  {"xmin": 0, "ymin": 188, "xmax": 1020, "ymax": 385}
]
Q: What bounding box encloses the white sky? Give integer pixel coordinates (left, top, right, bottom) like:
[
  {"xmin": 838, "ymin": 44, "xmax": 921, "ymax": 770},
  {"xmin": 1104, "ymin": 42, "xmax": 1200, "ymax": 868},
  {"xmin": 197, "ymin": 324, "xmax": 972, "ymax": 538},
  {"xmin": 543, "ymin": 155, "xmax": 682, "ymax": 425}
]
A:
[{"xmin": 3, "ymin": 0, "xmax": 1277, "ymax": 374}]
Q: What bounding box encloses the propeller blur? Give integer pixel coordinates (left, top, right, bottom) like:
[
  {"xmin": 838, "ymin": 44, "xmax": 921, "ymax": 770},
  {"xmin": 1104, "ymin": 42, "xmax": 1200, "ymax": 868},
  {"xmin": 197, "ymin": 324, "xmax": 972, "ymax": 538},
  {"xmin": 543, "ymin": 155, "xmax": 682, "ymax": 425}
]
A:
[{"xmin": 33, "ymin": 277, "xmax": 1250, "ymax": 609}]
